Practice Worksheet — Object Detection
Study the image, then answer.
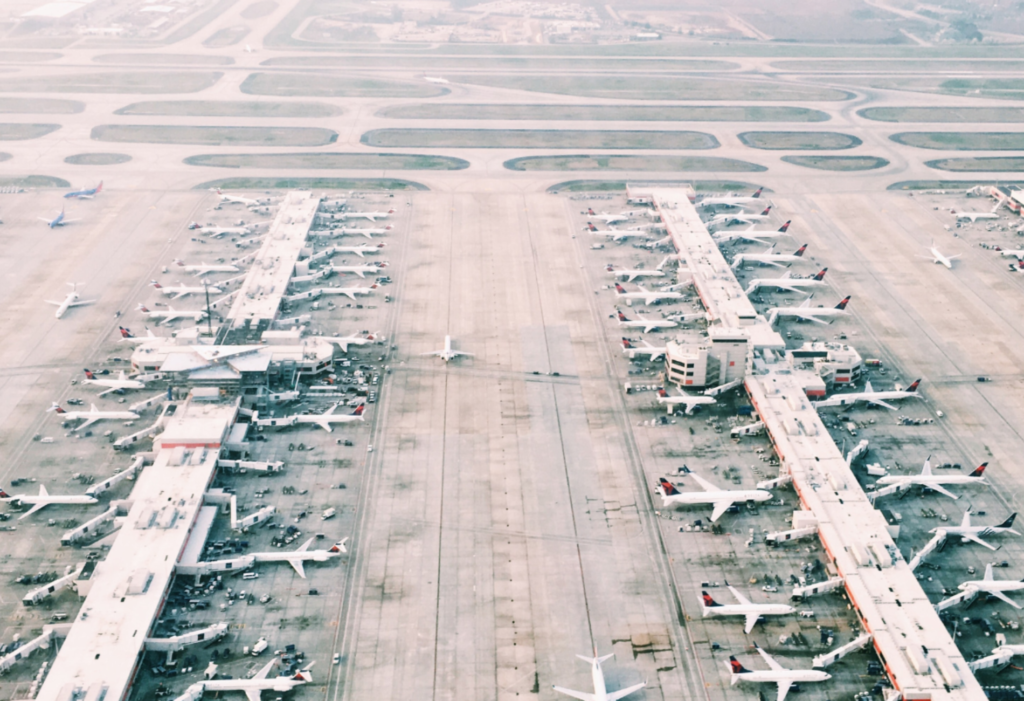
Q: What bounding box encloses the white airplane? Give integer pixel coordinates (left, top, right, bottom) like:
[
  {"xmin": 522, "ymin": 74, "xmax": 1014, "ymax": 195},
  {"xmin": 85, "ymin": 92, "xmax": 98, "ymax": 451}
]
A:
[
  {"xmin": 117, "ymin": 326, "xmax": 160, "ymax": 344},
  {"xmin": 744, "ymin": 268, "xmax": 827, "ymax": 295},
  {"xmin": 172, "ymin": 658, "xmax": 313, "ymax": 701},
  {"xmin": 213, "ymin": 189, "xmax": 265, "ymax": 207},
  {"xmin": 714, "ymin": 221, "xmax": 791, "ymax": 244},
  {"xmin": 251, "ymin": 537, "xmax": 348, "ymax": 578},
  {"xmin": 173, "ymin": 259, "xmax": 241, "ymax": 276},
  {"xmin": 330, "ymin": 263, "xmax": 385, "ymax": 279},
  {"xmin": 320, "ymin": 283, "xmax": 377, "ymax": 301},
  {"xmin": 333, "ymin": 243, "xmax": 385, "ymax": 258},
  {"xmin": 930, "ymin": 510, "xmax": 1018, "ymax": 551},
  {"xmin": 190, "ymin": 223, "xmax": 265, "ymax": 238},
  {"xmin": 656, "ymin": 387, "xmax": 716, "ymax": 415},
  {"xmin": 81, "ymin": 369, "xmax": 145, "ymax": 397},
  {"xmin": 767, "ymin": 295, "xmax": 851, "ymax": 326},
  {"xmin": 312, "ymin": 226, "xmax": 392, "ymax": 239},
  {"xmin": 814, "ymin": 379, "xmax": 921, "ymax": 411},
  {"xmin": 697, "ymin": 187, "xmax": 764, "ymax": 209},
  {"xmin": 318, "ymin": 332, "xmax": 376, "ymax": 352},
  {"xmin": 137, "ymin": 304, "xmax": 208, "ymax": 326},
  {"xmin": 151, "ymin": 280, "xmax": 222, "ymax": 300},
  {"xmin": 588, "ymin": 226, "xmax": 651, "ymax": 243},
  {"xmin": 657, "ymin": 470, "xmax": 772, "ymax": 522},
  {"xmin": 708, "ymin": 205, "xmax": 772, "ymax": 228},
  {"xmin": 732, "ymin": 244, "xmax": 808, "ymax": 269},
  {"xmin": 606, "ymin": 264, "xmax": 667, "ymax": 283},
  {"xmin": 424, "ymin": 76, "xmax": 449, "ymax": 84},
  {"xmin": 702, "ymin": 586, "xmax": 795, "ymax": 634},
  {"xmin": 613, "ymin": 283, "xmax": 683, "ymax": 306},
  {"xmin": 728, "ymin": 643, "xmax": 831, "ymax": 701},
  {"xmin": 64, "ymin": 181, "xmax": 103, "ymax": 200},
  {"xmin": 922, "ymin": 246, "xmax": 960, "ymax": 269},
  {"xmin": 39, "ymin": 206, "xmax": 79, "ymax": 228},
  {"xmin": 586, "ymin": 208, "xmax": 646, "ymax": 225},
  {"xmin": 0, "ymin": 484, "xmax": 99, "ymax": 520},
  {"xmin": 616, "ymin": 309, "xmax": 677, "ymax": 334},
  {"xmin": 552, "ymin": 650, "xmax": 645, "ymax": 701},
  {"xmin": 874, "ymin": 458, "xmax": 987, "ymax": 500},
  {"xmin": 422, "ymin": 335, "xmax": 473, "ymax": 362},
  {"xmin": 958, "ymin": 563, "xmax": 1024, "ymax": 609},
  {"xmin": 620, "ymin": 338, "xmax": 666, "ymax": 361},
  {"xmin": 951, "ymin": 203, "xmax": 1000, "ymax": 222},
  {"xmin": 999, "ymin": 249, "xmax": 1024, "ymax": 261},
  {"xmin": 48, "ymin": 402, "xmax": 140, "ymax": 432},
  {"xmin": 46, "ymin": 283, "xmax": 95, "ymax": 319},
  {"xmin": 338, "ymin": 209, "xmax": 394, "ymax": 222},
  {"xmin": 256, "ymin": 403, "xmax": 365, "ymax": 433}
]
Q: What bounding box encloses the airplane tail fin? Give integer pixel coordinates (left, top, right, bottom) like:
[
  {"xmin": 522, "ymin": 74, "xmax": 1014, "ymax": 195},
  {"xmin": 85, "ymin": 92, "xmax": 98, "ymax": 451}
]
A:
[
  {"xmin": 906, "ymin": 379, "xmax": 921, "ymax": 392},
  {"xmin": 96, "ymin": 181, "xmax": 103, "ymax": 193},
  {"xmin": 575, "ymin": 652, "xmax": 615, "ymax": 666},
  {"xmin": 352, "ymin": 404, "xmax": 365, "ymax": 417},
  {"xmin": 729, "ymin": 657, "xmax": 750, "ymax": 677},
  {"xmin": 0, "ymin": 487, "xmax": 8, "ymax": 499},
  {"xmin": 329, "ymin": 537, "xmax": 349, "ymax": 554},
  {"xmin": 794, "ymin": 244, "xmax": 808, "ymax": 257},
  {"xmin": 587, "ymin": 208, "xmax": 596, "ymax": 216},
  {"xmin": 752, "ymin": 187, "xmax": 763, "ymax": 198},
  {"xmin": 997, "ymin": 513, "xmax": 1017, "ymax": 529},
  {"xmin": 48, "ymin": 402, "xmax": 65, "ymax": 414},
  {"xmin": 617, "ymin": 310, "xmax": 628, "ymax": 322},
  {"xmin": 658, "ymin": 388, "xmax": 668, "ymax": 398},
  {"xmin": 587, "ymin": 222, "xmax": 597, "ymax": 231},
  {"xmin": 702, "ymin": 591, "xmax": 722, "ymax": 609},
  {"xmin": 760, "ymin": 205, "xmax": 771, "ymax": 216},
  {"xmin": 614, "ymin": 283, "xmax": 626, "ymax": 294},
  {"xmin": 150, "ymin": 280, "xmax": 163, "ymax": 289},
  {"xmin": 835, "ymin": 295, "xmax": 851, "ymax": 310},
  {"xmin": 119, "ymin": 326, "xmax": 134, "ymax": 338},
  {"xmin": 84, "ymin": 369, "xmax": 95, "ymax": 380},
  {"xmin": 658, "ymin": 477, "xmax": 680, "ymax": 496},
  {"xmin": 137, "ymin": 304, "xmax": 150, "ymax": 313},
  {"xmin": 970, "ymin": 463, "xmax": 988, "ymax": 478},
  {"xmin": 778, "ymin": 219, "xmax": 790, "ymax": 233},
  {"xmin": 621, "ymin": 338, "xmax": 633, "ymax": 350},
  {"xmin": 813, "ymin": 267, "xmax": 828, "ymax": 281}
]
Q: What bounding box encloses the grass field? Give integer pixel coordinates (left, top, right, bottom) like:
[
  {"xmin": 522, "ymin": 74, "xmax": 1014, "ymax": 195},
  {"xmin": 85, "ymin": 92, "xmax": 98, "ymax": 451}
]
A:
[
  {"xmin": 888, "ymin": 179, "xmax": 1024, "ymax": 190},
  {"xmin": 0, "ymin": 72, "xmax": 222, "ymax": 94},
  {"xmin": 891, "ymin": 132, "xmax": 1024, "ymax": 150},
  {"xmin": 203, "ymin": 26, "xmax": 250, "ymax": 48},
  {"xmin": 782, "ymin": 155, "xmax": 888, "ymax": 171},
  {"xmin": 0, "ymin": 124, "xmax": 60, "ymax": 140},
  {"xmin": 196, "ymin": 177, "xmax": 427, "ymax": 190},
  {"xmin": 773, "ymin": 59, "xmax": 1024, "ymax": 72},
  {"xmin": 261, "ymin": 55, "xmax": 739, "ymax": 71},
  {"xmin": 92, "ymin": 125, "xmax": 338, "ymax": 147},
  {"xmin": 547, "ymin": 179, "xmax": 761, "ymax": 193},
  {"xmin": 93, "ymin": 53, "xmax": 233, "ymax": 65},
  {"xmin": 0, "ymin": 97, "xmax": 83, "ymax": 114},
  {"xmin": 184, "ymin": 152, "xmax": 469, "ymax": 170},
  {"xmin": 116, "ymin": 100, "xmax": 342, "ymax": 118},
  {"xmin": 241, "ymin": 0, "xmax": 278, "ymax": 19},
  {"xmin": 377, "ymin": 103, "xmax": 830, "ymax": 122},
  {"xmin": 504, "ymin": 155, "xmax": 766, "ymax": 172},
  {"xmin": 925, "ymin": 157, "xmax": 1024, "ymax": 172},
  {"xmin": 444, "ymin": 74, "xmax": 851, "ymax": 101},
  {"xmin": 0, "ymin": 51, "xmax": 60, "ymax": 62},
  {"xmin": 241, "ymin": 73, "xmax": 447, "ymax": 98},
  {"xmin": 64, "ymin": 153, "xmax": 132, "ymax": 165},
  {"xmin": 738, "ymin": 131, "xmax": 861, "ymax": 150},
  {"xmin": 860, "ymin": 107, "xmax": 1024, "ymax": 123},
  {"xmin": 0, "ymin": 175, "xmax": 69, "ymax": 187},
  {"xmin": 362, "ymin": 129, "xmax": 719, "ymax": 150},
  {"xmin": 853, "ymin": 76, "xmax": 1024, "ymax": 101}
]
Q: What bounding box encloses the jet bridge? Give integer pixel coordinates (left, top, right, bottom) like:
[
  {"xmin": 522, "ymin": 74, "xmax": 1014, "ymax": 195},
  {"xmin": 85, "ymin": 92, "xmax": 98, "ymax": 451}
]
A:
[
  {"xmin": 145, "ymin": 623, "xmax": 229, "ymax": 664},
  {"xmin": 22, "ymin": 564, "xmax": 85, "ymax": 606}
]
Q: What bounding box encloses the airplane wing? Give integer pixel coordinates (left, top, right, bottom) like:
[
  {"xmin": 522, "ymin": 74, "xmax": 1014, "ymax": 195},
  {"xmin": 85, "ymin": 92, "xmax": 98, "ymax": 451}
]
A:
[
  {"xmin": 44, "ymin": 300, "xmax": 63, "ymax": 306},
  {"xmin": 313, "ymin": 419, "xmax": 334, "ymax": 433},
  {"xmin": 76, "ymin": 417, "xmax": 101, "ymax": 432},
  {"xmin": 253, "ymin": 659, "xmax": 277, "ymax": 681},
  {"xmin": 756, "ymin": 645, "xmax": 785, "ymax": 672},
  {"xmin": 642, "ymin": 323, "xmax": 659, "ymax": 333},
  {"xmin": 551, "ymin": 686, "xmax": 597, "ymax": 701},
  {"xmin": 961, "ymin": 533, "xmax": 998, "ymax": 551},
  {"xmin": 606, "ymin": 681, "xmax": 646, "ymax": 701},
  {"xmin": 864, "ymin": 398, "xmax": 897, "ymax": 411},
  {"xmin": 287, "ymin": 558, "xmax": 307, "ymax": 579},
  {"xmin": 689, "ymin": 473, "xmax": 719, "ymax": 492},
  {"xmin": 775, "ymin": 680, "xmax": 794, "ymax": 701},
  {"xmin": 97, "ymin": 387, "xmax": 116, "ymax": 397},
  {"xmin": 988, "ymin": 589, "xmax": 1022, "ymax": 610},
  {"xmin": 244, "ymin": 691, "xmax": 261, "ymax": 701},
  {"xmin": 744, "ymin": 613, "xmax": 760, "ymax": 634},
  {"xmin": 728, "ymin": 585, "xmax": 752, "ymax": 606},
  {"xmin": 710, "ymin": 500, "xmax": 735, "ymax": 522},
  {"xmin": 67, "ymin": 299, "xmax": 96, "ymax": 308},
  {"xmin": 927, "ymin": 483, "xmax": 960, "ymax": 500},
  {"xmin": 18, "ymin": 502, "xmax": 48, "ymax": 520},
  {"xmin": 790, "ymin": 311, "xmax": 830, "ymax": 325},
  {"xmin": 455, "ymin": 351, "xmax": 475, "ymax": 357}
]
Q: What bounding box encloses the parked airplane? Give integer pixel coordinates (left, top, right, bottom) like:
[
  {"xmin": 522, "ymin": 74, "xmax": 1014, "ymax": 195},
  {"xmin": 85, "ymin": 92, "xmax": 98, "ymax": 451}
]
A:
[
  {"xmin": 614, "ymin": 283, "xmax": 683, "ymax": 306},
  {"xmin": 319, "ymin": 332, "xmax": 376, "ymax": 352},
  {"xmin": 951, "ymin": 203, "xmax": 1000, "ymax": 222},
  {"xmin": 728, "ymin": 643, "xmax": 831, "ymax": 701},
  {"xmin": 173, "ymin": 259, "xmax": 241, "ymax": 276},
  {"xmin": 137, "ymin": 304, "xmax": 208, "ymax": 326},
  {"xmin": 607, "ymin": 265, "xmax": 667, "ymax": 283},
  {"xmin": 552, "ymin": 650, "xmax": 645, "ymax": 701},
  {"xmin": 621, "ymin": 338, "xmax": 667, "ymax": 361},
  {"xmin": 767, "ymin": 295, "xmax": 851, "ymax": 326},
  {"xmin": 250, "ymin": 537, "xmax": 348, "ymax": 578},
  {"xmin": 732, "ymin": 244, "xmax": 808, "ymax": 269},
  {"xmin": 172, "ymin": 658, "xmax": 313, "ymax": 701},
  {"xmin": 333, "ymin": 243, "xmax": 385, "ymax": 258},
  {"xmin": 256, "ymin": 403, "xmax": 365, "ymax": 433},
  {"xmin": 213, "ymin": 189, "xmax": 265, "ymax": 207},
  {"xmin": 39, "ymin": 206, "xmax": 79, "ymax": 228},
  {"xmin": 697, "ymin": 187, "xmax": 764, "ymax": 209},
  {"xmin": 117, "ymin": 326, "xmax": 160, "ymax": 344},
  {"xmin": 616, "ymin": 310, "xmax": 678, "ymax": 334},
  {"xmin": 46, "ymin": 283, "xmax": 95, "ymax": 319},
  {"xmin": 338, "ymin": 209, "xmax": 394, "ymax": 222},
  {"xmin": 330, "ymin": 263, "xmax": 385, "ymax": 279},
  {"xmin": 874, "ymin": 458, "xmax": 987, "ymax": 499},
  {"xmin": 424, "ymin": 76, "xmax": 449, "ymax": 84},
  {"xmin": 958, "ymin": 563, "xmax": 1024, "ymax": 609},
  {"xmin": 64, "ymin": 181, "xmax": 103, "ymax": 199},
  {"xmin": 48, "ymin": 402, "xmax": 140, "ymax": 432},
  {"xmin": 922, "ymin": 246, "xmax": 959, "ymax": 269},
  {"xmin": 714, "ymin": 221, "xmax": 791, "ymax": 244},
  {"xmin": 586, "ymin": 208, "xmax": 645, "ymax": 225},
  {"xmin": 744, "ymin": 268, "xmax": 827, "ymax": 295},
  {"xmin": 656, "ymin": 387, "xmax": 716, "ymax": 415},
  {"xmin": 312, "ymin": 226, "xmax": 392, "ymax": 239},
  {"xmin": 0, "ymin": 484, "xmax": 98, "ymax": 520},
  {"xmin": 702, "ymin": 586, "xmax": 795, "ymax": 634},
  {"xmin": 657, "ymin": 469, "xmax": 772, "ymax": 522},
  {"xmin": 422, "ymin": 335, "xmax": 473, "ymax": 362},
  {"xmin": 813, "ymin": 379, "xmax": 921, "ymax": 411},
  {"xmin": 82, "ymin": 369, "xmax": 145, "ymax": 397},
  {"xmin": 930, "ymin": 510, "xmax": 1018, "ymax": 551},
  {"xmin": 151, "ymin": 280, "xmax": 222, "ymax": 300},
  {"xmin": 190, "ymin": 223, "xmax": 265, "ymax": 238},
  {"xmin": 708, "ymin": 206, "xmax": 772, "ymax": 228},
  {"xmin": 320, "ymin": 283, "xmax": 377, "ymax": 301},
  {"xmin": 587, "ymin": 224, "xmax": 651, "ymax": 243}
]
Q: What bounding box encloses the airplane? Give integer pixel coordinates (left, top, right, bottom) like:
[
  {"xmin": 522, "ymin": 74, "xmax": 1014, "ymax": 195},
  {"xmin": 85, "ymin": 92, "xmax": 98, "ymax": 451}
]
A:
[
  {"xmin": 744, "ymin": 268, "xmax": 827, "ymax": 295},
  {"xmin": 999, "ymin": 248, "xmax": 1024, "ymax": 261},
  {"xmin": 330, "ymin": 263, "xmax": 385, "ymax": 279},
  {"xmin": 0, "ymin": 484, "xmax": 98, "ymax": 520},
  {"xmin": 873, "ymin": 458, "xmax": 987, "ymax": 500},
  {"xmin": 338, "ymin": 209, "xmax": 395, "ymax": 222},
  {"xmin": 137, "ymin": 304, "xmax": 208, "ymax": 326},
  {"xmin": 702, "ymin": 586, "xmax": 796, "ymax": 634},
  {"xmin": 697, "ymin": 187, "xmax": 764, "ymax": 209},
  {"xmin": 311, "ymin": 226, "xmax": 392, "ymax": 239},
  {"xmin": 256, "ymin": 403, "xmax": 365, "ymax": 433},
  {"xmin": 39, "ymin": 206, "xmax": 79, "ymax": 228},
  {"xmin": 587, "ymin": 225, "xmax": 651, "ymax": 243},
  {"xmin": 606, "ymin": 262, "xmax": 668, "ymax": 283},
  {"xmin": 249, "ymin": 537, "xmax": 348, "ymax": 578},
  {"xmin": 713, "ymin": 221, "xmax": 791, "ymax": 244},
  {"xmin": 616, "ymin": 310, "xmax": 678, "ymax": 334},
  {"xmin": 586, "ymin": 208, "xmax": 646, "ymax": 225},
  {"xmin": 708, "ymin": 205, "xmax": 772, "ymax": 228},
  {"xmin": 657, "ymin": 469, "xmax": 772, "ymax": 522},
  {"xmin": 922, "ymin": 246, "xmax": 959, "ymax": 270},
  {"xmin": 213, "ymin": 189, "xmax": 265, "ymax": 207},
  {"xmin": 81, "ymin": 369, "xmax": 145, "ymax": 397},
  {"xmin": 190, "ymin": 223, "xmax": 265, "ymax": 238},
  {"xmin": 151, "ymin": 280, "xmax": 222, "ymax": 300},
  {"xmin": 172, "ymin": 657, "xmax": 313, "ymax": 701},
  {"xmin": 333, "ymin": 243, "xmax": 385, "ymax": 258},
  {"xmin": 929, "ymin": 510, "xmax": 1018, "ymax": 551},
  {"xmin": 117, "ymin": 326, "xmax": 160, "ymax": 344},
  {"xmin": 656, "ymin": 387, "xmax": 716, "ymax": 415},
  {"xmin": 732, "ymin": 244, "xmax": 808, "ymax": 269},
  {"xmin": 621, "ymin": 338, "xmax": 667, "ymax": 361},
  {"xmin": 46, "ymin": 283, "xmax": 95, "ymax": 319},
  {"xmin": 422, "ymin": 335, "xmax": 473, "ymax": 362},
  {"xmin": 614, "ymin": 283, "xmax": 683, "ymax": 306},
  {"xmin": 64, "ymin": 181, "xmax": 103, "ymax": 199},
  {"xmin": 767, "ymin": 295, "xmax": 851, "ymax": 326},
  {"xmin": 958, "ymin": 563, "xmax": 1024, "ymax": 609},
  {"xmin": 48, "ymin": 402, "xmax": 140, "ymax": 432},
  {"xmin": 951, "ymin": 202, "xmax": 1000, "ymax": 222},
  {"xmin": 728, "ymin": 643, "xmax": 831, "ymax": 701},
  {"xmin": 813, "ymin": 379, "xmax": 921, "ymax": 411},
  {"xmin": 173, "ymin": 259, "xmax": 241, "ymax": 276},
  {"xmin": 552, "ymin": 650, "xmax": 645, "ymax": 701},
  {"xmin": 424, "ymin": 76, "xmax": 449, "ymax": 84},
  {"xmin": 320, "ymin": 283, "xmax": 377, "ymax": 301},
  {"xmin": 318, "ymin": 332, "xmax": 376, "ymax": 353}
]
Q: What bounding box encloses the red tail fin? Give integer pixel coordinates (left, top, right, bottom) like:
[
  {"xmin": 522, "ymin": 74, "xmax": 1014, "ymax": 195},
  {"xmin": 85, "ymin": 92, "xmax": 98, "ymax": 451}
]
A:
[
  {"xmin": 84, "ymin": 369, "xmax": 95, "ymax": 380},
  {"xmin": 760, "ymin": 205, "xmax": 771, "ymax": 216},
  {"xmin": 0, "ymin": 487, "xmax": 8, "ymax": 499},
  {"xmin": 752, "ymin": 187, "xmax": 763, "ymax": 199},
  {"xmin": 587, "ymin": 222, "xmax": 597, "ymax": 231},
  {"xmin": 352, "ymin": 404, "xmax": 365, "ymax": 416},
  {"xmin": 659, "ymin": 477, "xmax": 680, "ymax": 496},
  {"xmin": 587, "ymin": 208, "xmax": 596, "ymax": 216},
  {"xmin": 970, "ymin": 463, "xmax": 988, "ymax": 477},
  {"xmin": 703, "ymin": 591, "xmax": 721, "ymax": 607},
  {"xmin": 615, "ymin": 283, "xmax": 626, "ymax": 294},
  {"xmin": 617, "ymin": 311, "xmax": 628, "ymax": 322},
  {"xmin": 95, "ymin": 181, "xmax": 103, "ymax": 193},
  {"xmin": 658, "ymin": 388, "xmax": 668, "ymax": 397},
  {"xmin": 835, "ymin": 295, "xmax": 851, "ymax": 310},
  {"xmin": 794, "ymin": 244, "xmax": 808, "ymax": 257},
  {"xmin": 813, "ymin": 267, "xmax": 828, "ymax": 281},
  {"xmin": 621, "ymin": 338, "xmax": 633, "ymax": 349},
  {"xmin": 729, "ymin": 657, "xmax": 749, "ymax": 674},
  {"xmin": 906, "ymin": 379, "xmax": 921, "ymax": 392},
  {"xmin": 778, "ymin": 220, "xmax": 791, "ymax": 233},
  {"xmin": 119, "ymin": 326, "xmax": 134, "ymax": 338}
]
